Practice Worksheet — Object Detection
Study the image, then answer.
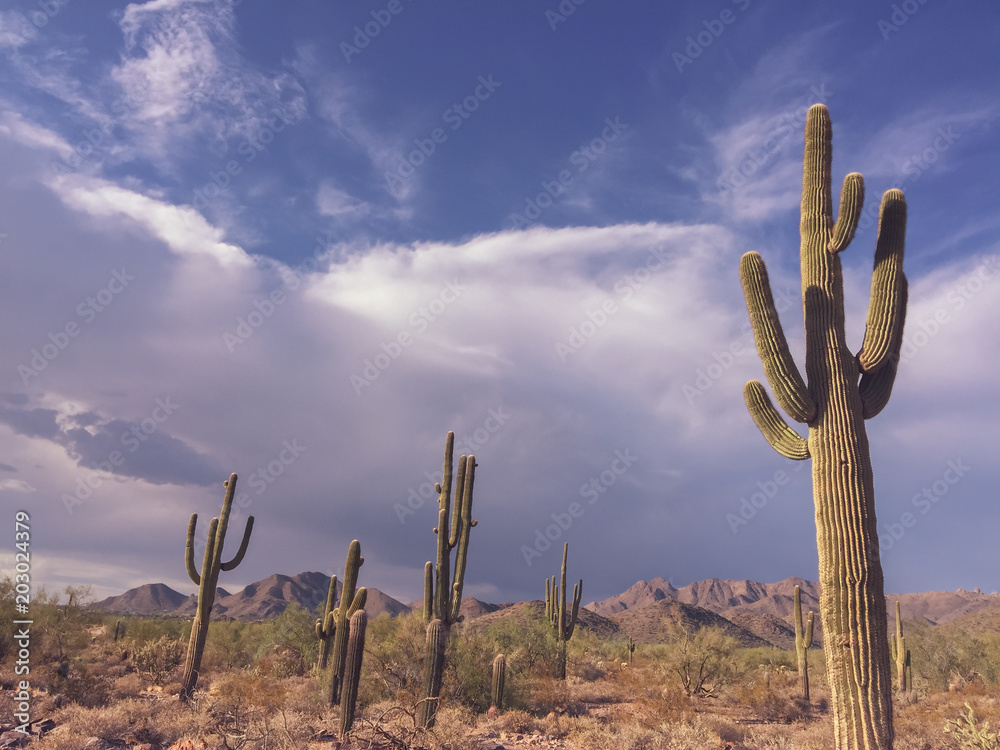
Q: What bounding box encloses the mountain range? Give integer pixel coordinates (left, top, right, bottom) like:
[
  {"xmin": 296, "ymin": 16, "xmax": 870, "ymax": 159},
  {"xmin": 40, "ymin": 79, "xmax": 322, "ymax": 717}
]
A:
[{"xmin": 95, "ymin": 573, "xmax": 1000, "ymax": 650}]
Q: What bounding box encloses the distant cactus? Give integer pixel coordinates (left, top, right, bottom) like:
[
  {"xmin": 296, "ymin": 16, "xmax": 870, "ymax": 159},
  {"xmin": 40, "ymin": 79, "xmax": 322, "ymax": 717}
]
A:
[
  {"xmin": 418, "ymin": 431, "xmax": 478, "ymax": 729},
  {"xmin": 317, "ymin": 540, "xmax": 367, "ymax": 706},
  {"xmin": 739, "ymin": 104, "xmax": 906, "ymax": 749},
  {"xmin": 491, "ymin": 653, "xmax": 506, "ymax": 712},
  {"xmin": 794, "ymin": 585, "xmax": 815, "ymax": 702},
  {"xmin": 338, "ymin": 609, "xmax": 368, "ymax": 740},
  {"xmin": 113, "ymin": 620, "xmax": 125, "ymax": 642},
  {"xmin": 626, "ymin": 636, "xmax": 636, "ymax": 665},
  {"xmin": 545, "ymin": 542, "xmax": 582, "ymax": 680},
  {"xmin": 180, "ymin": 473, "xmax": 254, "ymax": 702},
  {"xmin": 891, "ymin": 601, "xmax": 911, "ymax": 693}
]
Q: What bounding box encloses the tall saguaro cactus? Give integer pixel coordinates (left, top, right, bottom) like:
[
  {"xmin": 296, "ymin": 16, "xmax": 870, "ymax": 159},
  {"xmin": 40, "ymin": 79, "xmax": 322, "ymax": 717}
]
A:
[
  {"xmin": 545, "ymin": 542, "xmax": 582, "ymax": 680},
  {"xmin": 794, "ymin": 585, "xmax": 815, "ymax": 702},
  {"xmin": 891, "ymin": 601, "xmax": 910, "ymax": 693},
  {"xmin": 418, "ymin": 431, "xmax": 478, "ymax": 729},
  {"xmin": 180, "ymin": 473, "xmax": 254, "ymax": 702},
  {"xmin": 318, "ymin": 539, "xmax": 367, "ymax": 706},
  {"xmin": 740, "ymin": 104, "xmax": 907, "ymax": 749}
]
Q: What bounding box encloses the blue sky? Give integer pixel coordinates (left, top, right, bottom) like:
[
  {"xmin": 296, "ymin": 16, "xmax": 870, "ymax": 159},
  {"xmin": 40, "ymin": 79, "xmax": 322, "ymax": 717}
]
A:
[{"xmin": 0, "ymin": 0, "xmax": 997, "ymax": 607}]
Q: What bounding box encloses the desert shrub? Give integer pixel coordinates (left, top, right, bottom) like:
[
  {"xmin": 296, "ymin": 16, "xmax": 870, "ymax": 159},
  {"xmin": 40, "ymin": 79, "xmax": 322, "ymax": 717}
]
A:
[
  {"xmin": 127, "ymin": 634, "xmax": 184, "ymax": 684},
  {"xmin": 253, "ymin": 602, "xmax": 316, "ymax": 677},
  {"xmin": 362, "ymin": 611, "xmax": 427, "ymax": 705},
  {"xmin": 945, "ymin": 703, "xmax": 1000, "ymax": 750},
  {"xmin": 209, "ymin": 669, "xmax": 288, "ymax": 748},
  {"xmin": 30, "ymin": 585, "xmax": 98, "ymax": 663},
  {"xmin": 661, "ymin": 623, "xmax": 746, "ymax": 698},
  {"xmin": 106, "ymin": 615, "xmax": 186, "ymax": 643},
  {"xmin": 202, "ymin": 619, "xmax": 255, "ymax": 671},
  {"xmin": 484, "ymin": 609, "xmax": 560, "ymax": 676}
]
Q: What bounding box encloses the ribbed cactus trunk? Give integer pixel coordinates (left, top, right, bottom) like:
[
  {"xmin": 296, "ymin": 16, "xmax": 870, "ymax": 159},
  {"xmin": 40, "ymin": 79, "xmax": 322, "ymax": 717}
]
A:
[
  {"xmin": 418, "ymin": 618, "xmax": 449, "ymax": 728},
  {"xmin": 794, "ymin": 585, "xmax": 815, "ymax": 703},
  {"xmin": 180, "ymin": 474, "xmax": 254, "ymax": 702},
  {"xmin": 338, "ymin": 609, "xmax": 368, "ymax": 740},
  {"xmin": 740, "ymin": 104, "xmax": 907, "ymax": 750},
  {"xmin": 491, "ymin": 653, "xmax": 506, "ymax": 712}
]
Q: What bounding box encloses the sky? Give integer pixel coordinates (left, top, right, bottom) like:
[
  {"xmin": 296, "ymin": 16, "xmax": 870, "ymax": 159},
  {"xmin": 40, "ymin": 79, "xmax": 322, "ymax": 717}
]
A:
[{"xmin": 0, "ymin": 0, "xmax": 998, "ymax": 608}]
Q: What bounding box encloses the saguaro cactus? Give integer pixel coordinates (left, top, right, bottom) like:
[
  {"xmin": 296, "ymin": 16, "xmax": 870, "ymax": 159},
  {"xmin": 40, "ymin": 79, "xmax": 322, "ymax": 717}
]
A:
[
  {"xmin": 545, "ymin": 542, "xmax": 582, "ymax": 680},
  {"xmin": 626, "ymin": 636, "xmax": 636, "ymax": 665},
  {"xmin": 891, "ymin": 601, "xmax": 910, "ymax": 693},
  {"xmin": 794, "ymin": 585, "xmax": 815, "ymax": 702},
  {"xmin": 418, "ymin": 431, "xmax": 478, "ymax": 728},
  {"xmin": 491, "ymin": 653, "xmax": 506, "ymax": 713},
  {"xmin": 180, "ymin": 473, "xmax": 254, "ymax": 702},
  {"xmin": 740, "ymin": 104, "xmax": 906, "ymax": 749},
  {"xmin": 338, "ymin": 609, "xmax": 368, "ymax": 740},
  {"xmin": 317, "ymin": 540, "xmax": 367, "ymax": 705}
]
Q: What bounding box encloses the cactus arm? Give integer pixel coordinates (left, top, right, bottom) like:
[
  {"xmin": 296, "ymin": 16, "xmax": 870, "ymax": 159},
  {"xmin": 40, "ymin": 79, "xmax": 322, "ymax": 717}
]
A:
[
  {"xmin": 448, "ymin": 455, "xmax": 467, "ymax": 548},
  {"xmin": 185, "ymin": 514, "xmax": 201, "ymax": 585},
  {"xmin": 211, "ymin": 474, "xmax": 239, "ymax": 569},
  {"xmin": 566, "ymin": 580, "xmax": 582, "ymax": 640},
  {"xmin": 828, "ymin": 173, "xmax": 865, "ymax": 253},
  {"xmin": 448, "ymin": 457, "xmax": 477, "ymax": 624},
  {"xmin": 858, "ymin": 190, "xmax": 908, "ymax": 372},
  {"xmin": 322, "ymin": 576, "xmax": 338, "ymax": 636},
  {"xmin": 434, "ymin": 504, "xmax": 449, "ymax": 621},
  {"xmin": 860, "ymin": 276, "xmax": 908, "ymax": 418},
  {"xmin": 423, "ymin": 562, "xmax": 433, "ymax": 622},
  {"xmin": 805, "ymin": 610, "xmax": 814, "ymax": 648},
  {"xmin": 558, "ymin": 543, "xmax": 568, "ymax": 639},
  {"xmin": 348, "ymin": 587, "xmax": 367, "ymax": 617},
  {"xmin": 744, "ymin": 381, "xmax": 811, "ymax": 460},
  {"xmin": 740, "ymin": 252, "xmax": 817, "ymax": 423},
  {"xmin": 221, "ymin": 516, "xmax": 254, "ymax": 571}
]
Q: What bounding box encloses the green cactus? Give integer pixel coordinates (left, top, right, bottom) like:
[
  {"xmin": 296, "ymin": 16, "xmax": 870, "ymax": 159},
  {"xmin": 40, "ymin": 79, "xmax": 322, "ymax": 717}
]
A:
[
  {"xmin": 180, "ymin": 473, "xmax": 254, "ymax": 702},
  {"xmin": 338, "ymin": 609, "xmax": 368, "ymax": 740},
  {"xmin": 626, "ymin": 636, "xmax": 636, "ymax": 665},
  {"xmin": 113, "ymin": 619, "xmax": 125, "ymax": 643},
  {"xmin": 740, "ymin": 104, "xmax": 906, "ymax": 749},
  {"xmin": 794, "ymin": 585, "xmax": 815, "ymax": 702},
  {"xmin": 417, "ymin": 431, "xmax": 478, "ymax": 728},
  {"xmin": 545, "ymin": 542, "xmax": 582, "ymax": 680},
  {"xmin": 318, "ymin": 540, "xmax": 367, "ymax": 706},
  {"xmin": 491, "ymin": 653, "xmax": 506, "ymax": 712},
  {"xmin": 892, "ymin": 601, "xmax": 910, "ymax": 693}
]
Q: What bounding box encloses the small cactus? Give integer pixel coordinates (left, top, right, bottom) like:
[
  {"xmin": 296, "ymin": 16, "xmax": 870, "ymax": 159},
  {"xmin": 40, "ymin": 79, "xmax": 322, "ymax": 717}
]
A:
[
  {"xmin": 491, "ymin": 653, "xmax": 506, "ymax": 712},
  {"xmin": 794, "ymin": 585, "xmax": 815, "ymax": 702},
  {"xmin": 545, "ymin": 542, "xmax": 582, "ymax": 680},
  {"xmin": 626, "ymin": 636, "xmax": 636, "ymax": 665},
  {"xmin": 113, "ymin": 620, "xmax": 125, "ymax": 642},
  {"xmin": 338, "ymin": 609, "xmax": 368, "ymax": 740},
  {"xmin": 892, "ymin": 601, "xmax": 911, "ymax": 693}
]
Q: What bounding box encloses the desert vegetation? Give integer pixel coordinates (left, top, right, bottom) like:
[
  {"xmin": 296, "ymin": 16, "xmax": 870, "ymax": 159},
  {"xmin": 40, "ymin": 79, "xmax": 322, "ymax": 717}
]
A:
[{"xmin": 3, "ymin": 580, "xmax": 1000, "ymax": 749}]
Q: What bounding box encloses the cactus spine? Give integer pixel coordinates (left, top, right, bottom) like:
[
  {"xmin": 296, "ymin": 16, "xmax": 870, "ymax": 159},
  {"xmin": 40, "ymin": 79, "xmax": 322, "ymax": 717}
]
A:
[
  {"xmin": 318, "ymin": 540, "xmax": 367, "ymax": 705},
  {"xmin": 338, "ymin": 609, "xmax": 368, "ymax": 740},
  {"xmin": 794, "ymin": 585, "xmax": 815, "ymax": 702},
  {"xmin": 491, "ymin": 653, "xmax": 506, "ymax": 712},
  {"xmin": 418, "ymin": 431, "xmax": 478, "ymax": 728},
  {"xmin": 740, "ymin": 104, "xmax": 906, "ymax": 749},
  {"xmin": 545, "ymin": 542, "xmax": 582, "ymax": 680},
  {"xmin": 892, "ymin": 601, "xmax": 910, "ymax": 693},
  {"xmin": 180, "ymin": 473, "xmax": 254, "ymax": 702}
]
